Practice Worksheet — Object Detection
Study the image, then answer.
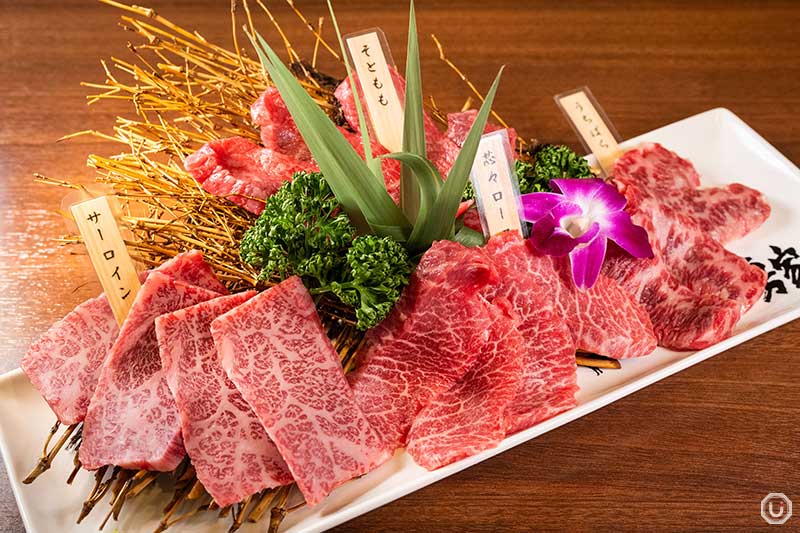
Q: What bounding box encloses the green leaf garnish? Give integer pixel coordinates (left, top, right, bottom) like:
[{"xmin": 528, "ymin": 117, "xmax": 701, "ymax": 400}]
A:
[
  {"xmin": 245, "ymin": 2, "xmax": 503, "ymax": 258},
  {"xmin": 313, "ymin": 234, "xmax": 412, "ymax": 330},
  {"xmin": 406, "ymin": 67, "xmax": 504, "ymax": 251},
  {"xmin": 381, "ymin": 152, "xmax": 442, "ymax": 233},
  {"xmin": 246, "ymin": 30, "xmax": 410, "ymax": 239},
  {"xmin": 401, "ymin": 0, "xmax": 425, "ymax": 223}
]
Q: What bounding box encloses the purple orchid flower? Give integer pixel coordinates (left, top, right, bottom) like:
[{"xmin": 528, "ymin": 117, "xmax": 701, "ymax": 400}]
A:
[{"xmin": 520, "ymin": 178, "xmax": 653, "ymax": 290}]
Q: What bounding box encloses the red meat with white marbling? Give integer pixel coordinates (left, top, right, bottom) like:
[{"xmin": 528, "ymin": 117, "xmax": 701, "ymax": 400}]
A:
[
  {"xmin": 604, "ymin": 143, "xmax": 768, "ymax": 349},
  {"xmin": 21, "ymin": 251, "xmax": 226, "ymax": 425},
  {"xmin": 157, "ymin": 291, "xmax": 292, "ymax": 507},
  {"xmin": 211, "ymin": 276, "xmax": 389, "ymax": 507},
  {"xmin": 479, "ymin": 233, "xmax": 580, "ymax": 434},
  {"xmin": 184, "ymin": 136, "xmax": 317, "ymax": 215},
  {"xmin": 250, "ymin": 87, "xmax": 401, "ymax": 203},
  {"xmin": 348, "ymin": 240, "xmax": 498, "ymax": 450},
  {"xmin": 445, "ymin": 109, "xmax": 518, "ymax": 151},
  {"xmin": 80, "ymin": 272, "xmax": 221, "ymax": 471},
  {"xmin": 406, "ymin": 296, "xmax": 525, "ymax": 469}
]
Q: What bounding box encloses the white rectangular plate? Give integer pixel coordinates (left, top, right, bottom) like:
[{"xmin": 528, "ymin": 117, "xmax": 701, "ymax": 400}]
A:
[{"xmin": 2, "ymin": 108, "xmax": 799, "ymax": 533}]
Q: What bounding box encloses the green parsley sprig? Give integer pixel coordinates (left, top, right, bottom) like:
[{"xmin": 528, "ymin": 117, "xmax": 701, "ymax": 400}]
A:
[{"xmin": 240, "ymin": 171, "xmax": 411, "ymax": 329}]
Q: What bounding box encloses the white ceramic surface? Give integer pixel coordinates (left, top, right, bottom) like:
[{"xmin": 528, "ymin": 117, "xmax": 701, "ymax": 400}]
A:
[{"xmin": 1, "ymin": 108, "xmax": 798, "ymax": 532}]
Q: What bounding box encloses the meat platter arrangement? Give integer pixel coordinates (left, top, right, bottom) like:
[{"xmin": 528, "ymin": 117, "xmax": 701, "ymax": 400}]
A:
[{"xmin": 6, "ymin": 1, "xmax": 788, "ymax": 532}]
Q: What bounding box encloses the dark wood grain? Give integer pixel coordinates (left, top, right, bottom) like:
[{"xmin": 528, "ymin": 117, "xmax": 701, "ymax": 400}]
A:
[{"xmin": 1, "ymin": 1, "xmax": 798, "ymax": 531}]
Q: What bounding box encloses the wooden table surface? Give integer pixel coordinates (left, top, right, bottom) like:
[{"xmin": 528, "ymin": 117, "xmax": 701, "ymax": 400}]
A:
[{"xmin": 1, "ymin": 1, "xmax": 798, "ymax": 531}]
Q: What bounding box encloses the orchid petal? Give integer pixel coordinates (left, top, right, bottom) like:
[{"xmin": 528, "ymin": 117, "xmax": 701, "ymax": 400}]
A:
[
  {"xmin": 569, "ymin": 235, "xmax": 607, "ymax": 290},
  {"xmin": 587, "ymin": 180, "xmax": 627, "ymax": 213},
  {"xmin": 550, "ymin": 201, "xmax": 583, "ymax": 221},
  {"xmin": 530, "ymin": 214, "xmax": 578, "ymax": 256},
  {"xmin": 603, "ymin": 211, "xmax": 654, "ymax": 258},
  {"xmin": 520, "ymin": 192, "xmax": 565, "ymax": 222},
  {"xmin": 550, "ymin": 178, "xmax": 606, "ymax": 200}
]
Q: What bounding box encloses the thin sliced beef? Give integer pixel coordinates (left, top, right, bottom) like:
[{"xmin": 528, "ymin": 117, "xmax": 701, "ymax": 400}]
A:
[
  {"xmin": 21, "ymin": 251, "xmax": 226, "ymax": 425},
  {"xmin": 334, "ymin": 71, "xmax": 461, "ymax": 177},
  {"xmin": 480, "ymin": 233, "xmax": 580, "ymax": 433},
  {"xmin": 677, "ymin": 184, "xmax": 770, "ymax": 245},
  {"xmin": 549, "ymin": 254, "xmax": 658, "ymax": 358},
  {"xmin": 406, "ymin": 297, "xmax": 524, "ymax": 469},
  {"xmin": 212, "ymin": 276, "xmax": 389, "ymax": 507},
  {"xmin": 348, "ymin": 241, "xmax": 498, "ymax": 450},
  {"xmin": 602, "ymin": 249, "xmax": 740, "ymax": 350},
  {"xmin": 157, "ymin": 291, "xmax": 292, "ymax": 507},
  {"xmin": 485, "ymin": 233, "xmax": 656, "ymax": 359},
  {"xmin": 445, "ymin": 109, "xmax": 518, "ymax": 150},
  {"xmin": 604, "ymin": 143, "xmax": 769, "ymax": 348},
  {"xmin": 80, "ymin": 272, "xmax": 221, "ymax": 471},
  {"xmin": 251, "ymin": 87, "xmax": 313, "ymax": 162},
  {"xmin": 634, "ymin": 196, "xmax": 765, "ymax": 312},
  {"xmin": 184, "ymin": 136, "xmax": 316, "ymax": 215},
  {"xmin": 156, "ymin": 250, "xmax": 229, "ymax": 295},
  {"xmin": 613, "ymin": 143, "xmax": 770, "ymax": 245},
  {"xmin": 250, "ymin": 87, "xmax": 401, "ymax": 202},
  {"xmin": 21, "ymin": 294, "xmax": 120, "ymax": 425}
]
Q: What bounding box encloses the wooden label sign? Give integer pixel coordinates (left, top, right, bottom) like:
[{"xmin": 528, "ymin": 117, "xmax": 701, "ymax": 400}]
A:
[
  {"xmin": 469, "ymin": 130, "xmax": 525, "ymax": 238},
  {"xmin": 345, "ymin": 28, "xmax": 404, "ymax": 152},
  {"xmin": 70, "ymin": 196, "xmax": 141, "ymax": 325},
  {"xmin": 555, "ymin": 87, "xmax": 622, "ymax": 175}
]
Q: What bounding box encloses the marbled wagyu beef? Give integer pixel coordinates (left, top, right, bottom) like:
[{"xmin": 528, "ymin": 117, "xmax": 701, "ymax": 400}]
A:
[
  {"xmin": 157, "ymin": 291, "xmax": 293, "ymax": 507},
  {"xmin": 21, "ymin": 251, "xmax": 226, "ymax": 425},
  {"xmin": 212, "ymin": 276, "xmax": 389, "ymax": 507},
  {"xmin": 604, "ymin": 143, "xmax": 768, "ymax": 349},
  {"xmin": 80, "ymin": 272, "xmax": 221, "ymax": 471}
]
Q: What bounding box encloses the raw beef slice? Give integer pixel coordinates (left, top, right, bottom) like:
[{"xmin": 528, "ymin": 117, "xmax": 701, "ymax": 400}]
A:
[
  {"xmin": 212, "ymin": 276, "xmax": 389, "ymax": 507},
  {"xmin": 21, "ymin": 251, "xmax": 226, "ymax": 425},
  {"xmin": 602, "ymin": 249, "xmax": 741, "ymax": 350},
  {"xmin": 21, "ymin": 293, "xmax": 120, "ymax": 425},
  {"xmin": 184, "ymin": 136, "xmax": 316, "ymax": 215},
  {"xmin": 251, "ymin": 86, "xmax": 313, "ymax": 162},
  {"xmin": 406, "ymin": 297, "xmax": 525, "ymax": 469},
  {"xmin": 251, "ymin": 87, "xmax": 401, "ymax": 202},
  {"xmin": 632, "ymin": 196, "xmax": 766, "ymax": 313},
  {"xmin": 348, "ymin": 240, "xmax": 499, "ymax": 449},
  {"xmin": 445, "ymin": 109, "xmax": 518, "ymax": 150},
  {"xmin": 80, "ymin": 272, "xmax": 221, "ymax": 471},
  {"xmin": 611, "ymin": 142, "xmax": 769, "ymax": 246},
  {"xmin": 157, "ymin": 291, "xmax": 292, "ymax": 507},
  {"xmin": 485, "ymin": 233, "xmax": 656, "ymax": 359},
  {"xmin": 480, "ymin": 232, "xmax": 580, "ymax": 434}
]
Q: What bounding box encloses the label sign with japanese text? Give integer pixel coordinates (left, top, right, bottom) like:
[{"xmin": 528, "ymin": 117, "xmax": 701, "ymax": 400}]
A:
[
  {"xmin": 555, "ymin": 87, "xmax": 621, "ymax": 174},
  {"xmin": 70, "ymin": 196, "xmax": 141, "ymax": 325},
  {"xmin": 345, "ymin": 29, "xmax": 404, "ymax": 152},
  {"xmin": 469, "ymin": 130, "xmax": 524, "ymax": 238}
]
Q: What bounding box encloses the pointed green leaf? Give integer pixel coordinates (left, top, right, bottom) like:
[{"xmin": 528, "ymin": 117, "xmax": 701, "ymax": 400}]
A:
[
  {"xmin": 401, "ymin": 0, "xmax": 426, "ymax": 223},
  {"xmin": 382, "ymin": 152, "xmax": 442, "ymax": 235},
  {"xmin": 407, "ymin": 67, "xmax": 504, "ymax": 249},
  {"xmin": 248, "ymin": 30, "xmax": 410, "ymax": 239},
  {"xmin": 453, "ymin": 226, "xmax": 486, "ymax": 247}
]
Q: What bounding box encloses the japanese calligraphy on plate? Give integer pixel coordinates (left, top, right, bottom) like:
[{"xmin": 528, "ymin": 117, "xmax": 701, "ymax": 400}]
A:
[
  {"xmin": 555, "ymin": 87, "xmax": 622, "ymax": 175},
  {"xmin": 345, "ymin": 28, "xmax": 404, "ymax": 152},
  {"xmin": 469, "ymin": 130, "xmax": 525, "ymax": 238},
  {"xmin": 70, "ymin": 196, "xmax": 141, "ymax": 324}
]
